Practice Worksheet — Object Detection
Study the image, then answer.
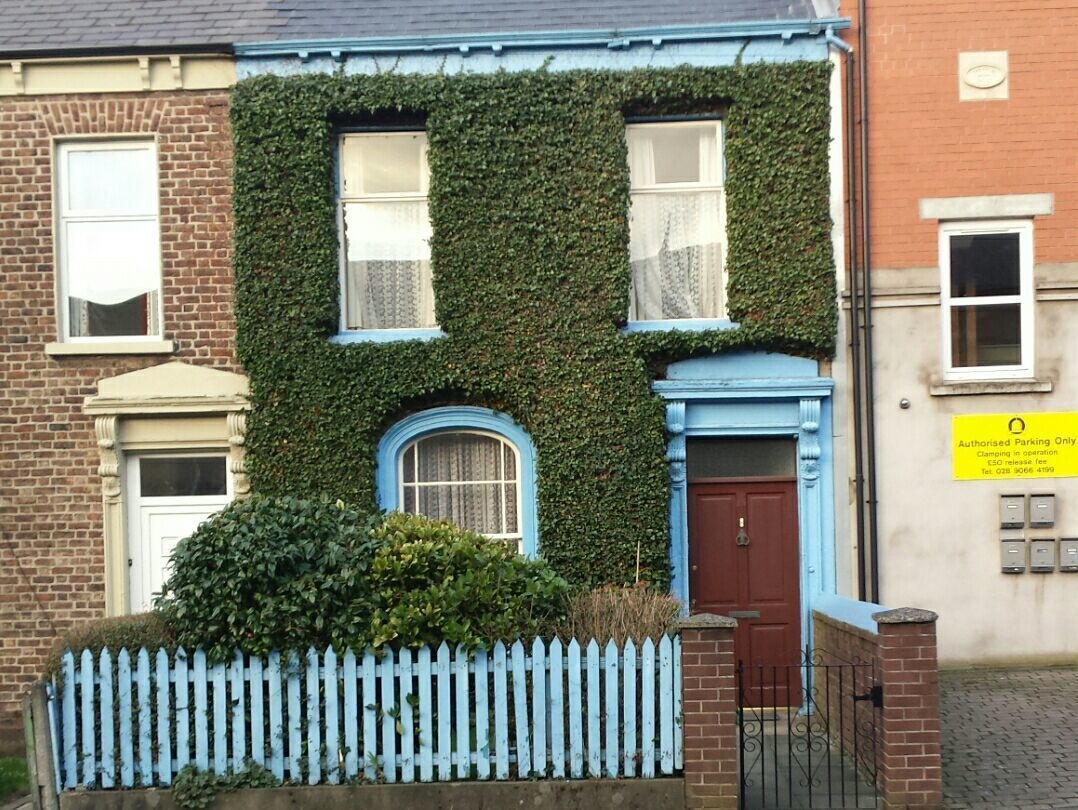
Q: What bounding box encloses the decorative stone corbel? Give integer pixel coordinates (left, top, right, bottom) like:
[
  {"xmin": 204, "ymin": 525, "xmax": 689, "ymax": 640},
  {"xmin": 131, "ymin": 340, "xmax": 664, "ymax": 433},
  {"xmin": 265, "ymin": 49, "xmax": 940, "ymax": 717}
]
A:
[
  {"xmin": 11, "ymin": 61, "xmax": 24, "ymax": 94},
  {"xmin": 138, "ymin": 57, "xmax": 151, "ymax": 90},
  {"xmin": 227, "ymin": 410, "xmax": 250, "ymax": 496},
  {"xmin": 665, "ymin": 401, "xmax": 687, "ymax": 484},
  {"xmin": 95, "ymin": 416, "xmax": 121, "ymax": 501},
  {"xmin": 170, "ymin": 55, "xmax": 182, "ymax": 89}
]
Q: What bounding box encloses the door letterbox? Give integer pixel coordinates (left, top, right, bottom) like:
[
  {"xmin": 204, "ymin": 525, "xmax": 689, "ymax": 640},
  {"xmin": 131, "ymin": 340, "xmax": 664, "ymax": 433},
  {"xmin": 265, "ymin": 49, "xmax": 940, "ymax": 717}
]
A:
[
  {"xmin": 1060, "ymin": 538, "xmax": 1078, "ymax": 573},
  {"xmin": 1030, "ymin": 539, "xmax": 1056, "ymax": 573},
  {"xmin": 1029, "ymin": 494, "xmax": 1056, "ymax": 528},
  {"xmin": 999, "ymin": 495, "xmax": 1026, "ymax": 529},
  {"xmin": 1001, "ymin": 539, "xmax": 1026, "ymax": 573}
]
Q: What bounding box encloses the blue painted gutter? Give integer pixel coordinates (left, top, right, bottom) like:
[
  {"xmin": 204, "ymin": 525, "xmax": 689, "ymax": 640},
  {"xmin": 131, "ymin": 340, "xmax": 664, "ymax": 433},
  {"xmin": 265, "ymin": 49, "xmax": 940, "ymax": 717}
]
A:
[{"xmin": 235, "ymin": 18, "xmax": 851, "ymax": 59}]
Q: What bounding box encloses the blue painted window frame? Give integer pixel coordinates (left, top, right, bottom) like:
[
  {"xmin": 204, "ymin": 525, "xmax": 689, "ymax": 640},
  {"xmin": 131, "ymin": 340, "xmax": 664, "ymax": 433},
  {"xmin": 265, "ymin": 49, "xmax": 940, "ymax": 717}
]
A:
[
  {"xmin": 375, "ymin": 407, "xmax": 539, "ymax": 556},
  {"xmin": 624, "ymin": 117, "xmax": 728, "ymax": 330},
  {"xmin": 333, "ymin": 126, "xmax": 445, "ymax": 344}
]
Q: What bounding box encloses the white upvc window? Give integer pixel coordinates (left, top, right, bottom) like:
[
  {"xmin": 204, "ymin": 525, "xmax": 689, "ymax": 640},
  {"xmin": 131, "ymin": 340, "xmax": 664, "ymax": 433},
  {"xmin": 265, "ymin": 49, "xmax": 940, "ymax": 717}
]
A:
[
  {"xmin": 55, "ymin": 140, "xmax": 162, "ymax": 340},
  {"xmin": 940, "ymin": 220, "xmax": 1034, "ymax": 380},
  {"xmin": 399, "ymin": 430, "xmax": 522, "ymax": 552},
  {"xmin": 626, "ymin": 120, "xmax": 726, "ymax": 322},
  {"xmin": 339, "ymin": 131, "xmax": 435, "ymax": 332}
]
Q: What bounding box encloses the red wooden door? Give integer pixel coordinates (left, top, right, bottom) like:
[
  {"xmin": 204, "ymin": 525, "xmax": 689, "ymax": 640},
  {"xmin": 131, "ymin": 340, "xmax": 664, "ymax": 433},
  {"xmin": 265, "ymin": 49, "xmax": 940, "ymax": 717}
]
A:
[{"xmin": 688, "ymin": 479, "xmax": 801, "ymax": 705}]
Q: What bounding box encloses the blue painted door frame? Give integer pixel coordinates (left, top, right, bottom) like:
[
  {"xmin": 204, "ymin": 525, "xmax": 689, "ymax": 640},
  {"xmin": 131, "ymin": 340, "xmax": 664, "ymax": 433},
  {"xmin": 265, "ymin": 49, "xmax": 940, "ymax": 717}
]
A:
[{"xmin": 653, "ymin": 353, "xmax": 836, "ymax": 654}]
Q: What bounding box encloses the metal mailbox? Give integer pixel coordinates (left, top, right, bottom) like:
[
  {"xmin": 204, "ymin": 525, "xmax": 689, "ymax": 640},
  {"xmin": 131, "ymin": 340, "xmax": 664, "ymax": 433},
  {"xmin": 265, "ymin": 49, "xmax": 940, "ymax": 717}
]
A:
[
  {"xmin": 1029, "ymin": 494, "xmax": 1056, "ymax": 528},
  {"xmin": 999, "ymin": 494, "xmax": 1026, "ymax": 529},
  {"xmin": 1000, "ymin": 539, "xmax": 1027, "ymax": 574},
  {"xmin": 1060, "ymin": 538, "xmax": 1078, "ymax": 573},
  {"xmin": 1030, "ymin": 539, "xmax": 1056, "ymax": 573}
]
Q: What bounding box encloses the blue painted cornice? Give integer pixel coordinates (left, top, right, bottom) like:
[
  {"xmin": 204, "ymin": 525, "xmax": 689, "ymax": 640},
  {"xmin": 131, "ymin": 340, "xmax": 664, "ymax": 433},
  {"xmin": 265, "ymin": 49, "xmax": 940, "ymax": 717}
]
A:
[
  {"xmin": 652, "ymin": 377, "xmax": 834, "ymax": 400},
  {"xmin": 235, "ymin": 18, "xmax": 851, "ymax": 60}
]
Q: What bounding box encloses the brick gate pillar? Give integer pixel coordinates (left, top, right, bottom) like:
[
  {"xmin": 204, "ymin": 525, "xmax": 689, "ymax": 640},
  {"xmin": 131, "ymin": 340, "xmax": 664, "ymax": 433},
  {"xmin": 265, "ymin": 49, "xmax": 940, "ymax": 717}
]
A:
[
  {"xmin": 677, "ymin": 613, "xmax": 739, "ymax": 810},
  {"xmin": 872, "ymin": 608, "xmax": 943, "ymax": 810}
]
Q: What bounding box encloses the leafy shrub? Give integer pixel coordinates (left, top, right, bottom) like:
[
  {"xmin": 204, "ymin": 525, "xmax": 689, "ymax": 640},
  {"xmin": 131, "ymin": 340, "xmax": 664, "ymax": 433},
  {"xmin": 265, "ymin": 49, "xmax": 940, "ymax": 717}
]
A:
[
  {"xmin": 156, "ymin": 498, "xmax": 569, "ymax": 659},
  {"xmin": 44, "ymin": 612, "xmax": 174, "ymax": 677},
  {"xmin": 559, "ymin": 583, "xmax": 681, "ymax": 646},
  {"xmin": 156, "ymin": 495, "xmax": 380, "ymax": 661},
  {"xmin": 366, "ymin": 512, "xmax": 570, "ymax": 649}
]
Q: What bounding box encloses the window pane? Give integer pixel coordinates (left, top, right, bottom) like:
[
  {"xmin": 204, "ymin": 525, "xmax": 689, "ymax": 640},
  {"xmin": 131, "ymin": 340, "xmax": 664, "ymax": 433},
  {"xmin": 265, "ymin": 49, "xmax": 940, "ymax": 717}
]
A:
[
  {"xmin": 503, "ymin": 444, "xmax": 517, "ymax": 482},
  {"xmin": 686, "ymin": 438, "xmax": 796, "ymax": 480},
  {"xmin": 504, "ymin": 482, "xmax": 518, "ymax": 533},
  {"xmin": 65, "ymin": 219, "xmax": 160, "ymax": 306},
  {"xmin": 343, "ymin": 201, "xmax": 434, "ymax": 329},
  {"xmin": 630, "ymin": 191, "xmax": 723, "ymax": 320},
  {"xmin": 69, "ymin": 293, "xmax": 149, "ymax": 338},
  {"xmin": 344, "ymin": 201, "xmax": 431, "ymax": 262},
  {"xmin": 628, "ymin": 123, "xmax": 720, "ymax": 186},
  {"xmin": 341, "ymin": 133, "xmax": 427, "ymax": 195},
  {"xmin": 416, "ymin": 483, "xmax": 506, "ymax": 535},
  {"xmin": 415, "ymin": 433, "xmax": 503, "ymax": 482},
  {"xmin": 951, "ymin": 304, "xmax": 1022, "ymax": 367},
  {"xmin": 65, "ymin": 146, "xmax": 156, "ymax": 214},
  {"xmin": 140, "ymin": 457, "xmax": 227, "ymax": 497},
  {"xmin": 402, "ymin": 445, "xmax": 416, "ymax": 483},
  {"xmin": 950, "ymin": 233, "xmax": 1020, "ymax": 298}
]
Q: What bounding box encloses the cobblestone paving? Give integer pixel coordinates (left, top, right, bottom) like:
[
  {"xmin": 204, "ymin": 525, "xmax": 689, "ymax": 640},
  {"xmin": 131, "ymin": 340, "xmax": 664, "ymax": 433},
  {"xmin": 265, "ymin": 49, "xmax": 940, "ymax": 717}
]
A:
[{"xmin": 941, "ymin": 667, "xmax": 1078, "ymax": 809}]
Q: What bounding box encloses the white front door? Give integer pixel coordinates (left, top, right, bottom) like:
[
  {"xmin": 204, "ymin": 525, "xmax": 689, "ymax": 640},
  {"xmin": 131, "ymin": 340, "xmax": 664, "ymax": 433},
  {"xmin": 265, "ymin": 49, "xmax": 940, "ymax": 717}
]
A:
[{"xmin": 127, "ymin": 454, "xmax": 232, "ymax": 613}]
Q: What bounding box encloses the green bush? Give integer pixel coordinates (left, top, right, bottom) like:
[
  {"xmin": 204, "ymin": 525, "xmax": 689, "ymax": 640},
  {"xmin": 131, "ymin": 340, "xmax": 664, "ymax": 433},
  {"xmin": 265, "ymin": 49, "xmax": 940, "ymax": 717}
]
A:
[
  {"xmin": 44, "ymin": 612, "xmax": 174, "ymax": 677},
  {"xmin": 366, "ymin": 512, "xmax": 570, "ymax": 649},
  {"xmin": 155, "ymin": 498, "xmax": 569, "ymax": 659},
  {"xmin": 155, "ymin": 495, "xmax": 380, "ymax": 661}
]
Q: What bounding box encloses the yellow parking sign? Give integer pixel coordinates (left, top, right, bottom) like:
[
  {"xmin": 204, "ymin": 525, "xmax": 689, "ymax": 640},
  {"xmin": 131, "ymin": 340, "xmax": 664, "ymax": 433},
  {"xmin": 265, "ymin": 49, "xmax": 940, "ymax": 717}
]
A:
[{"xmin": 953, "ymin": 412, "xmax": 1078, "ymax": 480}]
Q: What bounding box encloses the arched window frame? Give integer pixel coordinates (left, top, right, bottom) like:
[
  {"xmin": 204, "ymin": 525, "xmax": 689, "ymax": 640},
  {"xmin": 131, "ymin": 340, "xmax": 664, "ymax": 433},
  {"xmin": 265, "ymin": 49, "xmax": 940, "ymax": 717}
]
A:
[{"xmin": 376, "ymin": 407, "xmax": 539, "ymax": 556}]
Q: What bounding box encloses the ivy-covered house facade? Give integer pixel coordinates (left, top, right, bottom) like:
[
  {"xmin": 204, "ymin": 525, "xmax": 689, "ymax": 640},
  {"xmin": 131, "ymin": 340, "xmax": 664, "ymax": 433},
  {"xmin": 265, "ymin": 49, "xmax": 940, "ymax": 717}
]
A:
[
  {"xmin": 0, "ymin": 0, "xmax": 860, "ymax": 750},
  {"xmin": 229, "ymin": 0, "xmax": 854, "ymax": 673}
]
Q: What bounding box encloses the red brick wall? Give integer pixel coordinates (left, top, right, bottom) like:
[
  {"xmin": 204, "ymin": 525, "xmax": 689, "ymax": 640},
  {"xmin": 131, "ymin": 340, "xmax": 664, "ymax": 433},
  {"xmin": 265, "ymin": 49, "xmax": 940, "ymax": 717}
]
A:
[
  {"xmin": 679, "ymin": 618, "xmax": 738, "ymax": 810},
  {"xmin": 876, "ymin": 621, "xmax": 942, "ymax": 810},
  {"xmin": 813, "ymin": 613, "xmax": 879, "ymax": 774},
  {"xmin": 0, "ymin": 90, "xmax": 238, "ymax": 752},
  {"xmin": 813, "ymin": 609, "xmax": 942, "ymax": 810},
  {"xmin": 843, "ymin": 0, "xmax": 1078, "ymax": 269}
]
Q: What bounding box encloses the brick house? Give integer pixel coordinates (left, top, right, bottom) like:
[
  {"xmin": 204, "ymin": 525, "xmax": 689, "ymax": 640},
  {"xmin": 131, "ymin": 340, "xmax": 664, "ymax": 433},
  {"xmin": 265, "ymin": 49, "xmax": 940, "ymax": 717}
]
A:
[
  {"xmin": 1, "ymin": 0, "xmax": 858, "ymax": 753},
  {"xmin": 840, "ymin": 0, "xmax": 1078, "ymax": 664},
  {"xmin": 0, "ymin": 5, "xmax": 271, "ymax": 752}
]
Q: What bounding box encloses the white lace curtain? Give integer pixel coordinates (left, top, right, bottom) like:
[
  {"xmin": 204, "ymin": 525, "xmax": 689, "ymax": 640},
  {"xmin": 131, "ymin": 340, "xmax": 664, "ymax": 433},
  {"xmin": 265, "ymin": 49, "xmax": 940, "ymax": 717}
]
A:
[
  {"xmin": 343, "ymin": 200, "xmax": 435, "ymax": 329},
  {"xmin": 628, "ymin": 128, "xmax": 724, "ymax": 320},
  {"xmin": 402, "ymin": 433, "xmax": 519, "ymax": 543}
]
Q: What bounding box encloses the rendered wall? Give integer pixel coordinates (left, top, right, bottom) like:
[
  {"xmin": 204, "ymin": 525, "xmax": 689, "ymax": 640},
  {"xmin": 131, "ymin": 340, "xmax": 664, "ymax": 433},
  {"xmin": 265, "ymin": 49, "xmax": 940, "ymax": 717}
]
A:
[{"xmin": 848, "ymin": 0, "xmax": 1078, "ymax": 663}]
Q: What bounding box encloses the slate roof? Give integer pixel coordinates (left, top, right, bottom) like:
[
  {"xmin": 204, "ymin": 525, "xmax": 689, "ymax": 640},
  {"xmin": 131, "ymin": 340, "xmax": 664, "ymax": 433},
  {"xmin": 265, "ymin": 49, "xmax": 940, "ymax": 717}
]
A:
[{"xmin": 0, "ymin": 0, "xmax": 826, "ymax": 57}]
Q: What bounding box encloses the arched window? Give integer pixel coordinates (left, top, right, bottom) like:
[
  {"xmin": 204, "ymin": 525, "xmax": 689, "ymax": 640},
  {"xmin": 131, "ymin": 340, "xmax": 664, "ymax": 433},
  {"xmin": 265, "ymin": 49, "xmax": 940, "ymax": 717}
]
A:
[
  {"xmin": 401, "ymin": 431, "xmax": 521, "ymax": 549},
  {"xmin": 376, "ymin": 407, "xmax": 538, "ymax": 555}
]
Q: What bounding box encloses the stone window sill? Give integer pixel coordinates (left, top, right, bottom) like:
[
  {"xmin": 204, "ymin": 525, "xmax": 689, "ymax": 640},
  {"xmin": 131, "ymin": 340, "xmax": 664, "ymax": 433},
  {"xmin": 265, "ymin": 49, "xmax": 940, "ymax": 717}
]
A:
[
  {"xmin": 929, "ymin": 379, "xmax": 1053, "ymax": 397},
  {"xmin": 45, "ymin": 340, "xmax": 175, "ymax": 356}
]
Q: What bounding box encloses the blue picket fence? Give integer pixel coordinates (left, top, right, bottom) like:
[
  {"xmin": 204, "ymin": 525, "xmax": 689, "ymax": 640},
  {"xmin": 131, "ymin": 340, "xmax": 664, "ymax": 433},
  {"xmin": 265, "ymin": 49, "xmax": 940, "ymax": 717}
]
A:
[{"xmin": 51, "ymin": 636, "xmax": 682, "ymax": 790}]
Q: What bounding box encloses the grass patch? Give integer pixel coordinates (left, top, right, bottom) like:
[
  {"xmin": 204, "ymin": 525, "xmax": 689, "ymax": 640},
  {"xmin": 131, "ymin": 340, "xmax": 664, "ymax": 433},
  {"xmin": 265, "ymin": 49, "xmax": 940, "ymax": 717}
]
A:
[{"xmin": 0, "ymin": 757, "xmax": 29, "ymax": 804}]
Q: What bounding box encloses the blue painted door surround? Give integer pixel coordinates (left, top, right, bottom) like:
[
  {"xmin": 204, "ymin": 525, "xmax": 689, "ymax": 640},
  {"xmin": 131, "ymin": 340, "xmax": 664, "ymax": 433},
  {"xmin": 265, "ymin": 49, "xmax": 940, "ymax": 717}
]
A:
[{"xmin": 653, "ymin": 352, "xmax": 835, "ymax": 652}]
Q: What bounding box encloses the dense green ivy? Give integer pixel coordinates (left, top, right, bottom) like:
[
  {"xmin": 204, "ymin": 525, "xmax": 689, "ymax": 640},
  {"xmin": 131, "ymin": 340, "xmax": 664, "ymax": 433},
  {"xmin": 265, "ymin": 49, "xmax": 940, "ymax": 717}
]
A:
[{"xmin": 232, "ymin": 62, "xmax": 835, "ymax": 588}]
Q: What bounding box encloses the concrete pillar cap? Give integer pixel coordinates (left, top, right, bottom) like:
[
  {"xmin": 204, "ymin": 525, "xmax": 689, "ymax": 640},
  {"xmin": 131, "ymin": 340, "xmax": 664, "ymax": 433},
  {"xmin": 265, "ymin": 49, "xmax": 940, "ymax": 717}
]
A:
[
  {"xmin": 872, "ymin": 607, "xmax": 938, "ymax": 625},
  {"xmin": 677, "ymin": 613, "xmax": 738, "ymax": 630}
]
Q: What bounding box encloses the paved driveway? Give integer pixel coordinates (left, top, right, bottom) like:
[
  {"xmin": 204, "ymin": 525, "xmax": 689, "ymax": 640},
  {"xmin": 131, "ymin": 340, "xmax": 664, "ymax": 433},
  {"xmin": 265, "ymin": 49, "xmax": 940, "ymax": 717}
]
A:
[{"xmin": 941, "ymin": 667, "xmax": 1078, "ymax": 809}]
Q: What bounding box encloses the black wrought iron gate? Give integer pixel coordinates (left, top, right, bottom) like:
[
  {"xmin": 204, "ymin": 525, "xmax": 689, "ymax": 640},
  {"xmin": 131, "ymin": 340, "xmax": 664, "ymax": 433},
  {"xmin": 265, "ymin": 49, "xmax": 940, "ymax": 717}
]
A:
[{"xmin": 736, "ymin": 650, "xmax": 881, "ymax": 810}]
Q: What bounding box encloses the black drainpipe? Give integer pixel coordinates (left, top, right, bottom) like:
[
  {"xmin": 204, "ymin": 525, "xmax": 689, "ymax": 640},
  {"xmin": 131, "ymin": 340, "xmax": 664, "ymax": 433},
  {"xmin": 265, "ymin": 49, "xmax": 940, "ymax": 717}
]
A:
[
  {"xmin": 843, "ymin": 43, "xmax": 868, "ymax": 603},
  {"xmin": 857, "ymin": 0, "xmax": 881, "ymax": 604}
]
